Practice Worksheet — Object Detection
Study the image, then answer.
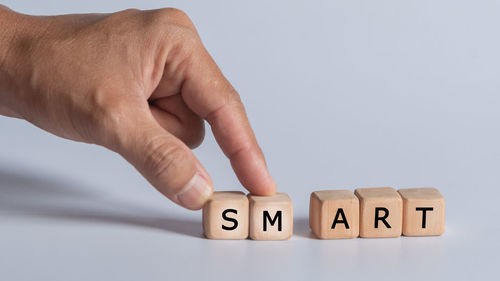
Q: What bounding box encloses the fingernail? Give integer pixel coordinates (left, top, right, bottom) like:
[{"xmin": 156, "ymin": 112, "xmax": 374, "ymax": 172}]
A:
[{"xmin": 175, "ymin": 172, "xmax": 213, "ymax": 210}]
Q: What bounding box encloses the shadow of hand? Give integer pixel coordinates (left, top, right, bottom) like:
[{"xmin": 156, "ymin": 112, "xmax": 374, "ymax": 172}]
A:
[{"xmin": 0, "ymin": 165, "xmax": 202, "ymax": 237}]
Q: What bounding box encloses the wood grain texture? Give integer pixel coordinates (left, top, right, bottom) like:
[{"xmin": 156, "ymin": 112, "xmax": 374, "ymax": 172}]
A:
[
  {"xmin": 355, "ymin": 187, "xmax": 402, "ymax": 238},
  {"xmin": 248, "ymin": 192, "xmax": 293, "ymax": 240},
  {"xmin": 309, "ymin": 190, "xmax": 359, "ymax": 239},
  {"xmin": 202, "ymin": 191, "xmax": 249, "ymax": 239},
  {"xmin": 398, "ymin": 188, "xmax": 445, "ymax": 236}
]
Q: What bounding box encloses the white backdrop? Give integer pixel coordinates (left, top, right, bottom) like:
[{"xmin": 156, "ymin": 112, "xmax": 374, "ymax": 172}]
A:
[{"xmin": 1, "ymin": 1, "xmax": 499, "ymax": 280}]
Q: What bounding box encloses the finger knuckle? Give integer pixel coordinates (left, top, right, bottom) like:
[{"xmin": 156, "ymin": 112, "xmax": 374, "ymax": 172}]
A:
[
  {"xmin": 149, "ymin": 8, "xmax": 200, "ymax": 49},
  {"xmin": 165, "ymin": 8, "xmax": 188, "ymax": 18},
  {"xmin": 152, "ymin": 8, "xmax": 195, "ymax": 30},
  {"xmin": 183, "ymin": 119, "xmax": 205, "ymax": 149},
  {"xmin": 144, "ymin": 138, "xmax": 187, "ymax": 188}
]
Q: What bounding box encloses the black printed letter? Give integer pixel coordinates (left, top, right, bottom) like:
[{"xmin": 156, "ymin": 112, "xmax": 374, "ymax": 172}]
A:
[
  {"xmin": 375, "ymin": 207, "xmax": 391, "ymax": 228},
  {"xmin": 263, "ymin": 210, "xmax": 282, "ymax": 231},
  {"xmin": 416, "ymin": 207, "xmax": 433, "ymax": 228},
  {"xmin": 331, "ymin": 208, "xmax": 350, "ymax": 229},
  {"xmin": 222, "ymin": 209, "xmax": 238, "ymax": 230}
]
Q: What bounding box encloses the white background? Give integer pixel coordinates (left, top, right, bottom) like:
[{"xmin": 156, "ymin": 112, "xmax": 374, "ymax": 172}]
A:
[{"xmin": 1, "ymin": 1, "xmax": 499, "ymax": 280}]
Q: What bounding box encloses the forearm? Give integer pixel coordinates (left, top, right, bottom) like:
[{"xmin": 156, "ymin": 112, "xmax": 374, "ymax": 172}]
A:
[
  {"xmin": 0, "ymin": 5, "xmax": 16, "ymax": 66},
  {"xmin": 0, "ymin": 6, "xmax": 26, "ymax": 117},
  {"xmin": 0, "ymin": 6, "xmax": 52, "ymax": 119}
]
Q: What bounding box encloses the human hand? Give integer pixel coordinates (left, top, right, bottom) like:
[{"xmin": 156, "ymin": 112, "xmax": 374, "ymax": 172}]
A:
[{"xmin": 0, "ymin": 7, "xmax": 276, "ymax": 210}]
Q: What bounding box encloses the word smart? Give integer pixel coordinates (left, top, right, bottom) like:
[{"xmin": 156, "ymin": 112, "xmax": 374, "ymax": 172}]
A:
[{"xmin": 202, "ymin": 187, "xmax": 444, "ymax": 240}]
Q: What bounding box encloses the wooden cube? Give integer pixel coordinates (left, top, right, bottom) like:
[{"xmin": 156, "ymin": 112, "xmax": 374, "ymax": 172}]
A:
[
  {"xmin": 309, "ymin": 190, "xmax": 359, "ymax": 239},
  {"xmin": 248, "ymin": 193, "xmax": 293, "ymax": 240},
  {"xmin": 202, "ymin": 191, "xmax": 249, "ymax": 239},
  {"xmin": 354, "ymin": 187, "xmax": 402, "ymax": 238},
  {"xmin": 398, "ymin": 188, "xmax": 445, "ymax": 236}
]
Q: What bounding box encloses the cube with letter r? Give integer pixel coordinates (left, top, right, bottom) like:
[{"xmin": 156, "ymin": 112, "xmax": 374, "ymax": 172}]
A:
[{"xmin": 355, "ymin": 187, "xmax": 403, "ymax": 238}]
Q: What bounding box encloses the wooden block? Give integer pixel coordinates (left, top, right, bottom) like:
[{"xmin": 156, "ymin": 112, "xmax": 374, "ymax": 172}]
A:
[
  {"xmin": 248, "ymin": 193, "xmax": 293, "ymax": 240},
  {"xmin": 398, "ymin": 188, "xmax": 445, "ymax": 236},
  {"xmin": 202, "ymin": 191, "xmax": 249, "ymax": 239},
  {"xmin": 309, "ymin": 190, "xmax": 359, "ymax": 239},
  {"xmin": 354, "ymin": 187, "xmax": 402, "ymax": 238}
]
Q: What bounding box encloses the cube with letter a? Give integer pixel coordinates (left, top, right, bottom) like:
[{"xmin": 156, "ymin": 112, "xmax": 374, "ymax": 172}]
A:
[{"xmin": 309, "ymin": 190, "xmax": 359, "ymax": 239}]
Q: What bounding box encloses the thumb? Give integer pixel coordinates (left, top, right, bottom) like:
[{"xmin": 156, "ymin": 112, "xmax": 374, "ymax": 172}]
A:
[{"xmin": 112, "ymin": 112, "xmax": 213, "ymax": 210}]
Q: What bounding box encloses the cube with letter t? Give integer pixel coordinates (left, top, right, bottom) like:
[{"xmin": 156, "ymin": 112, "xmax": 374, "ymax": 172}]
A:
[
  {"xmin": 202, "ymin": 191, "xmax": 249, "ymax": 239},
  {"xmin": 398, "ymin": 188, "xmax": 445, "ymax": 236},
  {"xmin": 248, "ymin": 193, "xmax": 293, "ymax": 240}
]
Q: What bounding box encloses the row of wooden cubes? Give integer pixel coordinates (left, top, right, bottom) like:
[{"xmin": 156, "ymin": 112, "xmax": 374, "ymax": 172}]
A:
[
  {"xmin": 202, "ymin": 187, "xmax": 445, "ymax": 240},
  {"xmin": 203, "ymin": 192, "xmax": 293, "ymax": 240}
]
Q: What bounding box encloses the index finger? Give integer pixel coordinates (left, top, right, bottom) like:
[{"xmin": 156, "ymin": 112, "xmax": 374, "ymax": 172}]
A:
[{"xmin": 179, "ymin": 44, "xmax": 276, "ymax": 196}]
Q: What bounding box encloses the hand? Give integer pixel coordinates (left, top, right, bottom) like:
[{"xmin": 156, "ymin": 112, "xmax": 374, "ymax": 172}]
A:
[{"xmin": 0, "ymin": 7, "xmax": 276, "ymax": 210}]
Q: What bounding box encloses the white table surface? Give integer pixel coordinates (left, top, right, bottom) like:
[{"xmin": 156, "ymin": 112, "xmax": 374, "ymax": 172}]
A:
[{"xmin": 1, "ymin": 1, "xmax": 499, "ymax": 280}]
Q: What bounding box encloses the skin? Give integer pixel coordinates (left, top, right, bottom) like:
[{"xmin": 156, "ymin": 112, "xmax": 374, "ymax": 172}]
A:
[{"xmin": 0, "ymin": 6, "xmax": 276, "ymax": 210}]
